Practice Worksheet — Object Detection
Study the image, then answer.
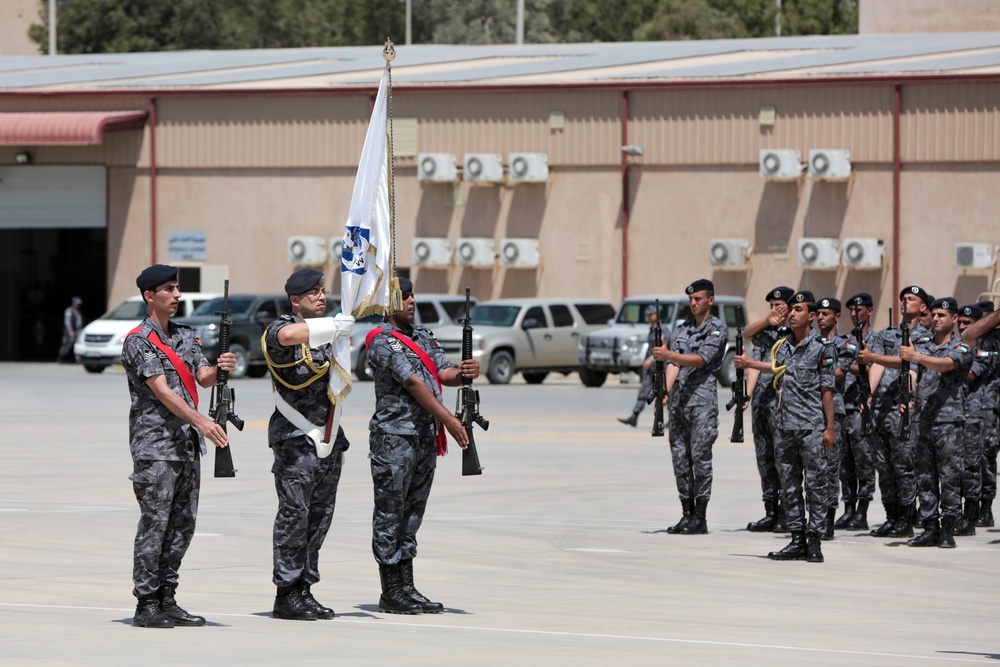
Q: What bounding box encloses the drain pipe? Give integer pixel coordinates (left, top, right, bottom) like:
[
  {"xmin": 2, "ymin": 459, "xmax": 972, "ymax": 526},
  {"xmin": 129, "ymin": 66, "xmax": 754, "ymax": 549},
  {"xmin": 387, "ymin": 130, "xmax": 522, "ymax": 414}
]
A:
[
  {"xmin": 149, "ymin": 97, "xmax": 159, "ymax": 265},
  {"xmin": 620, "ymin": 90, "xmax": 630, "ymax": 300},
  {"xmin": 892, "ymin": 84, "xmax": 901, "ymax": 304}
]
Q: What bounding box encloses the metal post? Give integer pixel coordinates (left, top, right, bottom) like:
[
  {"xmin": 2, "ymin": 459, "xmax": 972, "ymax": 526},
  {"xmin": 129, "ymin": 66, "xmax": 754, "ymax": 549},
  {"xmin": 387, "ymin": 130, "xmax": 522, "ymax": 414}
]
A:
[
  {"xmin": 48, "ymin": 0, "xmax": 56, "ymax": 55},
  {"xmin": 775, "ymin": 0, "xmax": 782, "ymax": 37},
  {"xmin": 516, "ymin": 0, "xmax": 524, "ymax": 45},
  {"xmin": 405, "ymin": 0, "xmax": 412, "ymax": 45}
]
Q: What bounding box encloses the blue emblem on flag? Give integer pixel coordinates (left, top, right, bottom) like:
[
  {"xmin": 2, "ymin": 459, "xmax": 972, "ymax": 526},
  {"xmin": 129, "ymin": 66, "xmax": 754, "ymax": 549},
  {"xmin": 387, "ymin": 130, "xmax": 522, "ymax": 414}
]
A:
[{"xmin": 341, "ymin": 226, "xmax": 370, "ymax": 275}]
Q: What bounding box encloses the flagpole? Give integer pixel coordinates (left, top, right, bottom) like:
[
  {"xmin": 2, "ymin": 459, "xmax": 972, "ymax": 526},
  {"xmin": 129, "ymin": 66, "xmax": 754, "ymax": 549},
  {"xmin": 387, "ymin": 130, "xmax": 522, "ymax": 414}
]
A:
[{"xmin": 384, "ymin": 38, "xmax": 402, "ymax": 312}]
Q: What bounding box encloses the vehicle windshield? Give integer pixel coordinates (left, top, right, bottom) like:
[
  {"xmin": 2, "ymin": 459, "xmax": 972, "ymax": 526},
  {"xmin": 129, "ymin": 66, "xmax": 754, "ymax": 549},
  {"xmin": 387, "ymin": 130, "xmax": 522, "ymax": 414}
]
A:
[
  {"xmin": 615, "ymin": 301, "xmax": 674, "ymax": 325},
  {"xmin": 191, "ymin": 296, "xmax": 257, "ymax": 317},
  {"xmin": 469, "ymin": 304, "xmax": 520, "ymax": 327},
  {"xmin": 104, "ymin": 300, "xmax": 149, "ymax": 320}
]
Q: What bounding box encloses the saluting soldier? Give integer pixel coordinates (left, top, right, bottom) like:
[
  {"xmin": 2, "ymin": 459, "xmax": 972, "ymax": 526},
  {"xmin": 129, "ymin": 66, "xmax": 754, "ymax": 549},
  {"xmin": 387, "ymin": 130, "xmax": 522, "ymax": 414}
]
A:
[
  {"xmin": 366, "ymin": 277, "xmax": 480, "ymax": 614},
  {"xmin": 816, "ymin": 297, "xmax": 851, "ymax": 540},
  {"xmin": 652, "ymin": 278, "xmax": 728, "ymax": 535},
  {"xmin": 263, "ymin": 268, "xmax": 355, "ymax": 621},
  {"xmin": 960, "ymin": 301, "xmax": 1000, "ymax": 527},
  {"xmin": 122, "ymin": 264, "xmax": 237, "ymax": 628}
]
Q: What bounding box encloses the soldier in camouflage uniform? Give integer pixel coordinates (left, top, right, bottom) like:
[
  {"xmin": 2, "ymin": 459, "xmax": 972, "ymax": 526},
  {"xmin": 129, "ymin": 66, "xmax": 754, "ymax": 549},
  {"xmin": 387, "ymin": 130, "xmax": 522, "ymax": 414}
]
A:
[
  {"xmin": 738, "ymin": 291, "xmax": 836, "ymax": 563},
  {"xmin": 263, "ymin": 268, "xmax": 355, "ymax": 621},
  {"xmin": 121, "ymin": 264, "xmax": 236, "ymax": 629},
  {"xmin": 740, "ymin": 286, "xmax": 794, "ymax": 532},
  {"xmin": 618, "ymin": 305, "xmax": 667, "ymax": 427},
  {"xmin": 652, "ymin": 278, "xmax": 728, "ymax": 535},
  {"xmin": 366, "ymin": 277, "xmax": 480, "ymax": 614},
  {"xmin": 901, "ymin": 298, "xmax": 973, "ymax": 548},
  {"xmin": 961, "ymin": 301, "xmax": 1000, "ymax": 528},
  {"xmin": 816, "ymin": 297, "xmax": 852, "ymax": 540},
  {"xmin": 857, "ymin": 285, "xmax": 934, "ymax": 538}
]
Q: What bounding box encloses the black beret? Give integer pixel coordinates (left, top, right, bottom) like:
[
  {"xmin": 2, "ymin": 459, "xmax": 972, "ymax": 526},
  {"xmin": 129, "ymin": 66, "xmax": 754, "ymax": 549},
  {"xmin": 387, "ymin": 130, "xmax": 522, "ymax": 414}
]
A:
[
  {"xmin": 929, "ymin": 297, "xmax": 958, "ymax": 313},
  {"xmin": 846, "ymin": 292, "xmax": 873, "ymax": 308},
  {"xmin": 818, "ymin": 297, "xmax": 841, "ymax": 312},
  {"xmin": 959, "ymin": 304, "xmax": 983, "ymax": 319},
  {"xmin": 977, "ymin": 300, "xmax": 995, "ymax": 313},
  {"xmin": 899, "ymin": 285, "xmax": 931, "ymax": 305},
  {"xmin": 685, "ymin": 278, "xmax": 714, "ymax": 295},
  {"xmin": 136, "ymin": 264, "xmax": 178, "ymax": 293},
  {"xmin": 398, "ymin": 276, "xmax": 413, "ymax": 294},
  {"xmin": 789, "ymin": 290, "xmax": 816, "ymax": 305},
  {"xmin": 766, "ymin": 286, "xmax": 795, "ymax": 303},
  {"xmin": 284, "ymin": 268, "xmax": 324, "ymax": 296}
]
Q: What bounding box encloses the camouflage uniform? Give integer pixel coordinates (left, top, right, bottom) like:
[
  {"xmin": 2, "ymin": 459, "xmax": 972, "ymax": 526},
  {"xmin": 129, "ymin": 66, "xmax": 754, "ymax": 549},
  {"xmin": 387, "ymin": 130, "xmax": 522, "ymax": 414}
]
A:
[
  {"xmin": 821, "ymin": 332, "xmax": 853, "ymax": 513},
  {"xmin": 961, "ymin": 345, "xmax": 996, "ymax": 507},
  {"xmin": 978, "ymin": 330, "xmax": 1000, "ymax": 505},
  {"xmin": 122, "ymin": 317, "xmax": 210, "ymax": 598},
  {"xmin": 913, "ymin": 336, "xmax": 973, "ymax": 524},
  {"xmin": 839, "ymin": 328, "xmax": 877, "ymax": 506},
  {"xmin": 630, "ymin": 325, "xmax": 665, "ymax": 417},
  {"xmin": 771, "ymin": 331, "xmax": 837, "ymax": 535},
  {"xmin": 367, "ymin": 321, "xmax": 454, "ymax": 565},
  {"xmin": 264, "ymin": 315, "xmax": 349, "ymax": 589},
  {"xmin": 667, "ymin": 315, "xmax": 728, "ymax": 503},
  {"xmin": 750, "ymin": 326, "xmax": 787, "ymax": 506}
]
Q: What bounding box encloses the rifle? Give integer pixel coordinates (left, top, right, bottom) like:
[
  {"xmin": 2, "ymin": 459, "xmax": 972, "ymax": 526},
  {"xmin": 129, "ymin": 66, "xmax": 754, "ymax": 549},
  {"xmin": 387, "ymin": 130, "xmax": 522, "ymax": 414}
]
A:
[
  {"xmin": 209, "ymin": 279, "xmax": 243, "ymax": 478},
  {"xmin": 648, "ymin": 299, "xmax": 666, "ymax": 437},
  {"xmin": 725, "ymin": 326, "xmax": 745, "ymax": 443},
  {"xmin": 852, "ymin": 322, "xmax": 874, "ymax": 437},
  {"xmin": 897, "ymin": 310, "xmax": 911, "ymax": 441},
  {"xmin": 455, "ymin": 288, "xmax": 487, "ymax": 475}
]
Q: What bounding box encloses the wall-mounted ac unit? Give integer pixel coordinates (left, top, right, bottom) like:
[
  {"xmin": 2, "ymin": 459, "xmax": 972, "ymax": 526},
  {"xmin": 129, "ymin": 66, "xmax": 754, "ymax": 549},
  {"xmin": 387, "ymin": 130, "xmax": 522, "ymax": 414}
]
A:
[
  {"xmin": 455, "ymin": 238, "xmax": 496, "ymax": 267},
  {"xmin": 798, "ymin": 237, "xmax": 840, "ymax": 269},
  {"xmin": 760, "ymin": 149, "xmax": 802, "ymax": 180},
  {"xmin": 412, "ymin": 237, "xmax": 452, "ymax": 266},
  {"xmin": 708, "ymin": 238, "xmax": 751, "ymax": 269},
  {"xmin": 287, "ymin": 236, "xmax": 327, "ymax": 265},
  {"xmin": 328, "ymin": 237, "xmax": 344, "ymax": 264},
  {"xmin": 508, "ymin": 153, "xmax": 549, "ymax": 183},
  {"xmin": 463, "ymin": 153, "xmax": 504, "ymax": 182},
  {"xmin": 499, "ymin": 238, "xmax": 540, "ymax": 268},
  {"xmin": 955, "ymin": 243, "xmax": 997, "ymax": 269},
  {"xmin": 841, "ymin": 237, "xmax": 884, "ymax": 269},
  {"xmin": 808, "ymin": 149, "xmax": 851, "ymax": 180},
  {"xmin": 417, "ymin": 153, "xmax": 457, "ymax": 181}
]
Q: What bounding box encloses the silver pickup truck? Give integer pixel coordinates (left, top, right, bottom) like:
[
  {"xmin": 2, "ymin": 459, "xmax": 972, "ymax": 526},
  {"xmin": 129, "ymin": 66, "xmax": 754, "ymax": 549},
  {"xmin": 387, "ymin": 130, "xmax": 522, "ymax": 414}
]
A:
[{"xmin": 577, "ymin": 294, "xmax": 747, "ymax": 388}]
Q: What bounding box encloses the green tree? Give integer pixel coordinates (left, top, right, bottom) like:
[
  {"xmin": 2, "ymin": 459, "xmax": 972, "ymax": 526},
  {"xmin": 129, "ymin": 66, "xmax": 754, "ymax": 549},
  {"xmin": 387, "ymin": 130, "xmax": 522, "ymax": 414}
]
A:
[
  {"xmin": 780, "ymin": 0, "xmax": 858, "ymax": 36},
  {"xmin": 634, "ymin": 0, "xmax": 749, "ymax": 41}
]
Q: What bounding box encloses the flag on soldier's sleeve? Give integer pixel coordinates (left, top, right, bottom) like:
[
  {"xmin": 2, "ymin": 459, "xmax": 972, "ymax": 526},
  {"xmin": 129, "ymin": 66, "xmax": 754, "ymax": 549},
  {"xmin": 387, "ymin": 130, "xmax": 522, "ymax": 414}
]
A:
[{"xmin": 330, "ymin": 67, "xmax": 393, "ymax": 403}]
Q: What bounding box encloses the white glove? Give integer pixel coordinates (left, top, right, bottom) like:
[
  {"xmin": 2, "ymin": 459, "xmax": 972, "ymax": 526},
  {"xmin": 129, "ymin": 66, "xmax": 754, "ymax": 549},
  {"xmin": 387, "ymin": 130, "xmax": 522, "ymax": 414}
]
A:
[{"xmin": 306, "ymin": 314, "xmax": 355, "ymax": 347}]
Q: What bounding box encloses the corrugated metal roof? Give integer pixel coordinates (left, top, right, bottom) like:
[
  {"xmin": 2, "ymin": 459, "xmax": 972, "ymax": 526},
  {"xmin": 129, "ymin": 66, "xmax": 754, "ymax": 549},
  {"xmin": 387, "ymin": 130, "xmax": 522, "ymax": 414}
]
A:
[{"xmin": 1, "ymin": 32, "xmax": 999, "ymax": 91}]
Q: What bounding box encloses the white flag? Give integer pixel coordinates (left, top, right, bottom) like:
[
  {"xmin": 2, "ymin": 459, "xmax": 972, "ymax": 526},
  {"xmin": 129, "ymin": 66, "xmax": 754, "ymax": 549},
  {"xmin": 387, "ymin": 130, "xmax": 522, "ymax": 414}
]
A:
[{"xmin": 330, "ymin": 67, "xmax": 393, "ymax": 403}]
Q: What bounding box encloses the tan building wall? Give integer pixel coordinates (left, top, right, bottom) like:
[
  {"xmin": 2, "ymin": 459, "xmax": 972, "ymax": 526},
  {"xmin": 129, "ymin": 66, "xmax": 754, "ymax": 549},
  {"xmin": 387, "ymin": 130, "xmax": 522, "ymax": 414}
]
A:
[
  {"xmin": 0, "ymin": 0, "xmax": 39, "ymax": 56},
  {"xmin": 861, "ymin": 0, "xmax": 1000, "ymax": 34}
]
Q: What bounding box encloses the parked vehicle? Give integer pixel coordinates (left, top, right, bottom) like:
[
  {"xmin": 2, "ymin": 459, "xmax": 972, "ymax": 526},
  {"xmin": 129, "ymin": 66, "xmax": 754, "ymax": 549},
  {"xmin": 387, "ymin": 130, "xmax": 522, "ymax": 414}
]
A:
[
  {"xmin": 73, "ymin": 292, "xmax": 219, "ymax": 374},
  {"xmin": 577, "ymin": 294, "xmax": 748, "ymax": 388},
  {"xmin": 432, "ymin": 298, "xmax": 617, "ymax": 384}
]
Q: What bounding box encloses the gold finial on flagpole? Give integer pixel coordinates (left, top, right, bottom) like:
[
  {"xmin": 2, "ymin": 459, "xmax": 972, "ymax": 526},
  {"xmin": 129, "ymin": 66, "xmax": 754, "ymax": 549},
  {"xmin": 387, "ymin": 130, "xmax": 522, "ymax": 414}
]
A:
[{"xmin": 383, "ymin": 38, "xmax": 396, "ymax": 63}]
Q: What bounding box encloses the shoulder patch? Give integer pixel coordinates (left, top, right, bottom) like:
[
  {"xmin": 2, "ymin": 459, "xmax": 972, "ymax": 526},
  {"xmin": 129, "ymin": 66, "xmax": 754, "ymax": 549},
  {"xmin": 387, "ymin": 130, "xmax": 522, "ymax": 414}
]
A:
[
  {"xmin": 710, "ymin": 330, "xmax": 722, "ymax": 337},
  {"xmin": 388, "ymin": 338, "xmax": 404, "ymax": 353},
  {"xmin": 957, "ymin": 344, "xmax": 970, "ymax": 354},
  {"xmin": 821, "ymin": 356, "xmax": 835, "ymax": 367},
  {"xmin": 845, "ymin": 342, "xmax": 857, "ymax": 352},
  {"xmin": 976, "ymin": 349, "xmax": 990, "ymax": 359}
]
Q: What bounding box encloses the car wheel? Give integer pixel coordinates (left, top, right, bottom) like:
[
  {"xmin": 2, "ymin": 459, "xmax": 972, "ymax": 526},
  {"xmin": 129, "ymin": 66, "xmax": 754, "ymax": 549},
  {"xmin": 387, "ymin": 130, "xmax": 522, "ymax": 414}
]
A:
[
  {"xmin": 522, "ymin": 371, "xmax": 548, "ymax": 384},
  {"xmin": 486, "ymin": 350, "xmax": 515, "ymax": 384},
  {"xmin": 247, "ymin": 365, "xmax": 269, "ymax": 378},
  {"xmin": 716, "ymin": 350, "xmax": 736, "ymax": 388},
  {"xmin": 355, "ymin": 355, "xmax": 374, "ymax": 382},
  {"xmin": 83, "ymin": 364, "xmax": 107, "ymax": 374},
  {"xmin": 578, "ymin": 368, "xmax": 608, "ymax": 387},
  {"xmin": 229, "ymin": 343, "xmax": 249, "ymax": 379}
]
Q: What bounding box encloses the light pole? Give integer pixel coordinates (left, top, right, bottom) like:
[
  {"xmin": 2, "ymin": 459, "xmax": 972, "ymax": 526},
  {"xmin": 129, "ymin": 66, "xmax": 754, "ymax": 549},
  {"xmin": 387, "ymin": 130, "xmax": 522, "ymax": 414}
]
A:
[{"xmin": 49, "ymin": 0, "xmax": 57, "ymax": 55}]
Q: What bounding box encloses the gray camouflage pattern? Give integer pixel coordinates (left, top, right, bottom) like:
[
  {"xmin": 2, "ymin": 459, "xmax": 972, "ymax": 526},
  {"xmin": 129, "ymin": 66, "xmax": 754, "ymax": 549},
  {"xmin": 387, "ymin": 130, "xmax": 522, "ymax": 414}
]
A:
[
  {"xmin": 669, "ymin": 315, "xmax": 728, "ymax": 407},
  {"xmin": 915, "ymin": 422, "xmax": 963, "ymax": 523},
  {"xmin": 370, "ymin": 433, "xmax": 437, "ymax": 565},
  {"xmin": 771, "ymin": 331, "xmax": 836, "ymax": 430},
  {"xmin": 774, "ymin": 428, "xmax": 831, "ymax": 534}
]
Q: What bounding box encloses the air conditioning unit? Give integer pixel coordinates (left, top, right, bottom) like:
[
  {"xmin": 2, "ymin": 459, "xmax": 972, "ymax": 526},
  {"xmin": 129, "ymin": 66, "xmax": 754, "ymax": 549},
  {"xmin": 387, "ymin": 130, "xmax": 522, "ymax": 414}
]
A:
[
  {"xmin": 455, "ymin": 238, "xmax": 496, "ymax": 267},
  {"xmin": 328, "ymin": 237, "xmax": 344, "ymax": 264},
  {"xmin": 412, "ymin": 237, "xmax": 452, "ymax": 266},
  {"xmin": 841, "ymin": 237, "xmax": 884, "ymax": 269},
  {"xmin": 808, "ymin": 149, "xmax": 851, "ymax": 180},
  {"xmin": 463, "ymin": 153, "xmax": 504, "ymax": 182},
  {"xmin": 287, "ymin": 236, "xmax": 327, "ymax": 265},
  {"xmin": 798, "ymin": 237, "xmax": 840, "ymax": 269},
  {"xmin": 508, "ymin": 153, "xmax": 549, "ymax": 183},
  {"xmin": 759, "ymin": 149, "xmax": 802, "ymax": 180},
  {"xmin": 417, "ymin": 153, "xmax": 458, "ymax": 181},
  {"xmin": 708, "ymin": 238, "xmax": 751, "ymax": 269},
  {"xmin": 499, "ymin": 238, "xmax": 540, "ymax": 268},
  {"xmin": 955, "ymin": 243, "xmax": 997, "ymax": 269}
]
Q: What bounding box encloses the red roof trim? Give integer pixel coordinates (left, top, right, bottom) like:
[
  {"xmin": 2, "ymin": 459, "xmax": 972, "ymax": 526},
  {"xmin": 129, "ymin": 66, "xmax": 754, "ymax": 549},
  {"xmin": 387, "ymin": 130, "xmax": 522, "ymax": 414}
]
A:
[{"xmin": 0, "ymin": 110, "xmax": 148, "ymax": 146}]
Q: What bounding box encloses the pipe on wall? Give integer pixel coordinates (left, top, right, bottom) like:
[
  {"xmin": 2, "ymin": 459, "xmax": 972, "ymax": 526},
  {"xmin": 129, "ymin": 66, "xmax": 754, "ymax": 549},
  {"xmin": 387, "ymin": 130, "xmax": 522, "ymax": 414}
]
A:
[
  {"xmin": 620, "ymin": 90, "xmax": 630, "ymax": 300},
  {"xmin": 148, "ymin": 97, "xmax": 158, "ymax": 266},
  {"xmin": 892, "ymin": 84, "xmax": 901, "ymax": 306}
]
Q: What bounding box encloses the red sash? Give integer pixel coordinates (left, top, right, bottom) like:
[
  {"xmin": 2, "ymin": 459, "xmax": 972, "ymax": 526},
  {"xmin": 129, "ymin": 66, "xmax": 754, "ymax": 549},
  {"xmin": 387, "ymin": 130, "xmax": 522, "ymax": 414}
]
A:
[
  {"xmin": 127, "ymin": 326, "xmax": 199, "ymax": 409},
  {"xmin": 366, "ymin": 328, "xmax": 448, "ymax": 455}
]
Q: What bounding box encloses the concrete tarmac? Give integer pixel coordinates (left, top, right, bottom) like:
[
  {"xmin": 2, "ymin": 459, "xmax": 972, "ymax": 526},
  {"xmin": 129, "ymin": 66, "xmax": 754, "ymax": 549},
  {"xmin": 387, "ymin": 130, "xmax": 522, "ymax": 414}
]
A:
[{"xmin": 1, "ymin": 363, "xmax": 998, "ymax": 666}]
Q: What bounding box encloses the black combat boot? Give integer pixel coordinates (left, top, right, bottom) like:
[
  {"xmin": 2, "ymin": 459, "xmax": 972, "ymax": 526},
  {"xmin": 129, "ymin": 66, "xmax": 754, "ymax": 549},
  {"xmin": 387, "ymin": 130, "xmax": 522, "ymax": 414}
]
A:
[
  {"xmin": 845, "ymin": 499, "xmax": 869, "ymax": 530},
  {"xmin": 821, "ymin": 507, "xmax": 836, "ymax": 541},
  {"xmin": 617, "ymin": 413, "xmax": 638, "ymax": 427},
  {"xmin": 870, "ymin": 502, "xmax": 897, "ymax": 537},
  {"xmin": 133, "ymin": 595, "xmax": 175, "ymax": 628},
  {"xmin": 665, "ymin": 499, "xmax": 694, "ymax": 534},
  {"xmin": 678, "ymin": 498, "xmax": 708, "ymax": 534},
  {"xmin": 768, "ymin": 531, "xmax": 807, "ymax": 560},
  {"xmin": 938, "ymin": 516, "xmax": 957, "ymax": 549},
  {"xmin": 378, "ymin": 564, "xmax": 422, "ymax": 615},
  {"xmin": 952, "ymin": 500, "xmax": 977, "ymax": 537},
  {"xmin": 886, "ymin": 503, "xmax": 914, "ymax": 538},
  {"xmin": 806, "ymin": 532, "xmax": 824, "ymax": 563},
  {"xmin": 747, "ymin": 499, "xmax": 778, "ymax": 532},
  {"xmin": 273, "ymin": 585, "xmax": 318, "ymax": 621},
  {"xmin": 833, "ymin": 501, "xmax": 856, "ymax": 529},
  {"xmin": 399, "ymin": 559, "xmax": 444, "ymax": 613},
  {"xmin": 977, "ymin": 498, "xmax": 994, "ymax": 527},
  {"xmin": 158, "ymin": 586, "xmax": 205, "ymax": 626},
  {"xmin": 906, "ymin": 519, "xmax": 940, "ymax": 547},
  {"xmin": 300, "ymin": 582, "xmax": 335, "ymax": 619},
  {"xmin": 771, "ymin": 503, "xmax": 789, "ymax": 533}
]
